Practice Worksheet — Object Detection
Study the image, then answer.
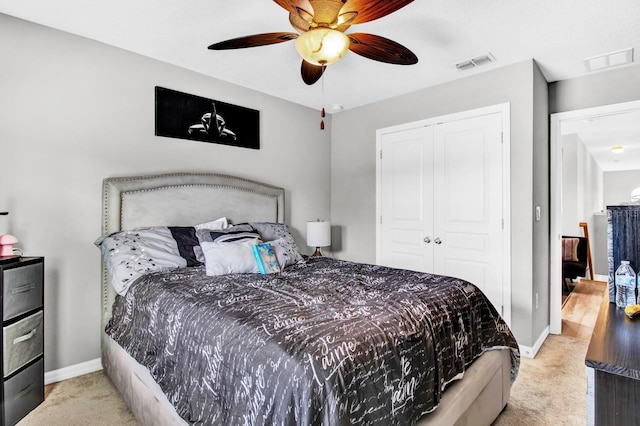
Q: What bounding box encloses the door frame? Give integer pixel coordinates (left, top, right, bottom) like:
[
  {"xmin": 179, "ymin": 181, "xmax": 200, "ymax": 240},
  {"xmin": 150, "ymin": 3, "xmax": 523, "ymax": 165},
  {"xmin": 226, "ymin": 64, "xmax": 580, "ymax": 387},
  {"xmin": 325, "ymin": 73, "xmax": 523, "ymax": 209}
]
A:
[
  {"xmin": 375, "ymin": 103, "xmax": 512, "ymax": 325},
  {"xmin": 549, "ymin": 99, "xmax": 640, "ymax": 334}
]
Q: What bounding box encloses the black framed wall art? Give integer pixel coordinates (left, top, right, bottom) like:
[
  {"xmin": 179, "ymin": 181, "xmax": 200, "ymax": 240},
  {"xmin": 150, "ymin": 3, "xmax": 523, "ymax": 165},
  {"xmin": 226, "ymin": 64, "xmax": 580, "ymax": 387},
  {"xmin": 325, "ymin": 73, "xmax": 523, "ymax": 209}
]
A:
[{"xmin": 155, "ymin": 86, "xmax": 260, "ymax": 149}]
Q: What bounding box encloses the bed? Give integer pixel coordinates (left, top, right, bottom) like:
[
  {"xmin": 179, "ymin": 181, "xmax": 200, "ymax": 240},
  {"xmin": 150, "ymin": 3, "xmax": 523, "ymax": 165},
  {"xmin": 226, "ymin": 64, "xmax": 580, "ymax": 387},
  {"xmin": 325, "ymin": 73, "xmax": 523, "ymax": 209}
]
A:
[{"xmin": 98, "ymin": 172, "xmax": 519, "ymax": 426}]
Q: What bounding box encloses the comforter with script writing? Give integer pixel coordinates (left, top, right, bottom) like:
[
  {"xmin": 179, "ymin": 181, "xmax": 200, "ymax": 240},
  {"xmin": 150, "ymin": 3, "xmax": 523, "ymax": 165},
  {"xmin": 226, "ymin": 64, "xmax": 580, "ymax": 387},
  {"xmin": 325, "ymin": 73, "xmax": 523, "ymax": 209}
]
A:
[{"xmin": 106, "ymin": 257, "xmax": 519, "ymax": 425}]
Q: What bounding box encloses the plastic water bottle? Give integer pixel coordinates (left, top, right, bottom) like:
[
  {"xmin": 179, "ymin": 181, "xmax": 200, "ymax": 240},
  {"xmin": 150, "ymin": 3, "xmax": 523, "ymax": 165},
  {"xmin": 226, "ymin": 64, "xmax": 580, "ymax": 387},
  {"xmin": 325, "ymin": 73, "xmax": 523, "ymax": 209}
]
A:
[{"xmin": 615, "ymin": 260, "xmax": 636, "ymax": 308}]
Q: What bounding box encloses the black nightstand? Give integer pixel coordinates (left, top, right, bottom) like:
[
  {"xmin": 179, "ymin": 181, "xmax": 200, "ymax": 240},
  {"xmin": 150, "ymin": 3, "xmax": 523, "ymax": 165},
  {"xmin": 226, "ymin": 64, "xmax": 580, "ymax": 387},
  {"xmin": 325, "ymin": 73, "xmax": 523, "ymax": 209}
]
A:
[{"xmin": 0, "ymin": 257, "xmax": 44, "ymax": 425}]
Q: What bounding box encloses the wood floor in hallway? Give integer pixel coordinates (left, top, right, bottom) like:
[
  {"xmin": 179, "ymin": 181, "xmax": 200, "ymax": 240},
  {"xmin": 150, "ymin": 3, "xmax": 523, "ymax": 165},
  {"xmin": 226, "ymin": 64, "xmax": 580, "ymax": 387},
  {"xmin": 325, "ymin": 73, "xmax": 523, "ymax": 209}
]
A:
[{"xmin": 561, "ymin": 279, "xmax": 607, "ymax": 341}]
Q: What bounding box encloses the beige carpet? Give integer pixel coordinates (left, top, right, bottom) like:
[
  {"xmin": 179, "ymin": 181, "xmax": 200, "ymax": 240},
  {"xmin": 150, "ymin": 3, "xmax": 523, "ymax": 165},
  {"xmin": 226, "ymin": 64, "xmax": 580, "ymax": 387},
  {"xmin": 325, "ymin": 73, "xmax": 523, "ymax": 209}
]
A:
[
  {"xmin": 18, "ymin": 370, "xmax": 139, "ymax": 425},
  {"xmin": 493, "ymin": 335, "xmax": 588, "ymax": 425},
  {"xmin": 17, "ymin": 333, "xmax": 589, "ymax": 425}
]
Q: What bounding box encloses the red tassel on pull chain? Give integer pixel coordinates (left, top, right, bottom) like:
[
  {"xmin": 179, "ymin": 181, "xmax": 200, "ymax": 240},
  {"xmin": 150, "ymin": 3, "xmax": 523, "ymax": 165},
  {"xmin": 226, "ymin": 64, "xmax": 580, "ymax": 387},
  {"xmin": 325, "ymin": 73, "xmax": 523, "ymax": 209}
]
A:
[{"xmin": 320, "ymin": 107, "xmax": 325, "ymax": 130}]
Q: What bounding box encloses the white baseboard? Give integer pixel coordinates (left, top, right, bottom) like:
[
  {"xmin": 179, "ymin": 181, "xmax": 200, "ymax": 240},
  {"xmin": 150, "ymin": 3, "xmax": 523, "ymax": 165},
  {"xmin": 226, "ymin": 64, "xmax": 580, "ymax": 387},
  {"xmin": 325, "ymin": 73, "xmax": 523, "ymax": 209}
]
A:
[
  {"xmin": 518, "ymin": 326, "xmax": 549, "ymax": 358},
  {"xmin": 45, "ymin": 358, "xmax": 103, "ymax": 385},
  {"xmin": 593, "ymin": 274, "xmax": 608, "ymax": 282}
]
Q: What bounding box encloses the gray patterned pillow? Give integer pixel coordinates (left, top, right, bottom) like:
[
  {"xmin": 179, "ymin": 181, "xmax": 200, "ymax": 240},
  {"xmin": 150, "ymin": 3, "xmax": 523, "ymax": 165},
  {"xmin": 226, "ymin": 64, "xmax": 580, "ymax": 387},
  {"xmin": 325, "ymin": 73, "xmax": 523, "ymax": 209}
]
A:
[
  {"xmin": 95, "ymin": 227, "xmax": 187, "ymax": 295},
  {"xmin": 248, "ymin": 222, "xmax": 304, "ymax": 267},
  {"xmin": 195, "ymin": 224, "xmax": 257, "ymax": 243}
]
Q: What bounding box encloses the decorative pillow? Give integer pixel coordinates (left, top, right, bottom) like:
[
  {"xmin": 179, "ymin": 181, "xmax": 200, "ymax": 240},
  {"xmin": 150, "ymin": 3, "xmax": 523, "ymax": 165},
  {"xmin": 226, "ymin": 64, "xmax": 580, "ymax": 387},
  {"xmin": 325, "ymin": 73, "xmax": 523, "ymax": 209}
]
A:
[
  {"xmin": 248, "ymin": 222, "xmax": 304, "ymax": 267},
  {"xmin": 268, "ymin": 237, "xmax": 302, "ymax": 269},
  {"xmin": 562, "ymin": 238, "xmax": 580, "ymax": 262},
  {"xmin": 195, "ymin": 224, "xmax": 258, "ymax": 244},
  {"xmin": 168, "ymin": 227, "xmax": 202, "ymax": 267},
  {"xmin": 168, "ymin": 218, "xmax": 229, "ymax": 266},
  {"xmin": 201, "ymin": 238, "xmax": 262, "ymax": 276},
  {"xmin": 95, "ymin": 227, "xmax": 187, "ymax": 295},
  {"xmin": 194, "ymin": 217, "xmax": 228, "ymax": 230}
]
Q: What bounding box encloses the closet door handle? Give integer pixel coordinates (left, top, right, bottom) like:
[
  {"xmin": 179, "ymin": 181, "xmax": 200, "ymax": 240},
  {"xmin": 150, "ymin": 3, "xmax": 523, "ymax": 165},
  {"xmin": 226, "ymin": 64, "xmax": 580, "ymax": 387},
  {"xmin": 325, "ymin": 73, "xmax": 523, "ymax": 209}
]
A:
[
  {"xmin": 434, "ymin": 238, "xmax": 442, "ymax": 245},
  {"xmin": 423, "ymin": 236, "xmax": 431, "ymax": 243}
]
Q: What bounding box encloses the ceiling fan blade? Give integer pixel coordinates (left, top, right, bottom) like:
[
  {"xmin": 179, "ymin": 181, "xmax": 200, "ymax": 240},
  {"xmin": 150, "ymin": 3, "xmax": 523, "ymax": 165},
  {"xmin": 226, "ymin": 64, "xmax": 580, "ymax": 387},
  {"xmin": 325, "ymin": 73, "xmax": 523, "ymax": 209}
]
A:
[
  {"xmin": 348, "ymin": 33, "xmax": 418, "ymax": 65},
  {"xmin": 273, "ymin": 0, "xmax": 295, "ymax": 13},
  {"xmin": 342, "ymin": 0, "xmax": 415, "ymax": 24},
  {"xmin": 208, "ymin": 32, "xmax": 298, "ymax": 50},
  {"xmin": 301, "ymin": 60, "xmax": 325, "ymax": 85}
]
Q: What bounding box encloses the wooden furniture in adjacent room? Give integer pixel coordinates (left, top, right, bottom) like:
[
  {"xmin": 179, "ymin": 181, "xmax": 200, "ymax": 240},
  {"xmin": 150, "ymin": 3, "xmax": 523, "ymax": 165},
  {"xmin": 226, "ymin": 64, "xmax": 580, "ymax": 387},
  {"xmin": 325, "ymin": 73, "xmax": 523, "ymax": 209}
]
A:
[
  {"xmin": 586, "ymin": 297, "xmax": 640, "ymax": 425},
  {"xmin": 0, "ymin": 256, "xmax": 44, "ymax": 426},
  {"xmin": 562, "ymin": 235, "xmax": 589, "ymax": 291},
  {"xmin": 579, "ymin": 222, "xmax": 594, "ymax": 280}
]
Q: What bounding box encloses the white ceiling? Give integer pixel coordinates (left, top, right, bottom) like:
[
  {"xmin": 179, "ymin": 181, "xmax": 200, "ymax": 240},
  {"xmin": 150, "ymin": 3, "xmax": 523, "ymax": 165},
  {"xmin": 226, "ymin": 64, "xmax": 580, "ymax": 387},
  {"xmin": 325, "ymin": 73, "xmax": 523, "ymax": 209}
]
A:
[
  {"xmin": 562, "ymin": 108, "xmax": 640, "ymax": 172},
  {"xmin": 2, "ymin": 0, "xmax": 640, "ymax": 171},
  {"xmin": 2, "ymin": 0, "xmax": 640, "ymax": 113}
]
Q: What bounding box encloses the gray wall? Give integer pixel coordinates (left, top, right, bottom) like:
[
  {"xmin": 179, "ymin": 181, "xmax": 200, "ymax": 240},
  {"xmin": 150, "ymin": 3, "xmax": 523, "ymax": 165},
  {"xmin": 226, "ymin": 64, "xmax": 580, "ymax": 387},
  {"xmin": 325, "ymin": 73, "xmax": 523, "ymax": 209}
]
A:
[
  {"xmin": 549, "ymin": 64, "xmax": 640, "ymax": 114},
  {"xmin": 561, "ymin": 134, "xmax": 605, "ymax": 276},
  {"xmin": 561, "ymin": 134, "xmax": 607, "ymax": 278},
  {"xmin": 331, "ymin": 60, "xmax": 548, "ymax": 347},
  {"xmin": 562, "ymin": 135, "xmax": 580, "ymax": 234},
  {"xmin": 604, "ymin": 170, "xmax": 640, "ymax": 206},
  {"xmin": 0, "ymin": 14, "xmax": 331, "ymax": 372},
  {"xmin": 593, "ymin": 213, "xmax": 608, "ymax": 276},
  {"xmin": 531, "ymin": 64, "xmax": 550, "ymax": 347},
  {"xmin": 562, "ymin": 134, "xmax": 604, "ymax": 236}
]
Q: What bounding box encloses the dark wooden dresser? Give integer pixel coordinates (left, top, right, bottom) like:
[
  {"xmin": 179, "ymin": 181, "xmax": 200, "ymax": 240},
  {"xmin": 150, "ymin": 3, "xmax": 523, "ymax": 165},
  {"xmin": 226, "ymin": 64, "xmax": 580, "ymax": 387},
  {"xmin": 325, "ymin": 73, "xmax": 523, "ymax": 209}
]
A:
[
  {"xmin": 585, "ymin": 297, "xmax": 640, "ymax": 425},
  {"xmin": 0, "ymin": 256, "xmax": 44, "ymax": 425}
]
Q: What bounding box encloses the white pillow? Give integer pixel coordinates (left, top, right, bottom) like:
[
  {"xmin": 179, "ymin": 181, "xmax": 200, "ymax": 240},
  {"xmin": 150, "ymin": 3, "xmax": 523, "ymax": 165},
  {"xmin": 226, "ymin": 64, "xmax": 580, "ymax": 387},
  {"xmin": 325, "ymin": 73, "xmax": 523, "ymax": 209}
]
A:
[
  {"xmin": 201, "ymin": 238, "xmax": 261, "ymax": 276},
  {"xmin": 194, "ymin": 217, "xmax": 228, "ymax": 230},
  {"xmin": 95, "ymin": 227, "xmax": 187, "ymax": 295}
]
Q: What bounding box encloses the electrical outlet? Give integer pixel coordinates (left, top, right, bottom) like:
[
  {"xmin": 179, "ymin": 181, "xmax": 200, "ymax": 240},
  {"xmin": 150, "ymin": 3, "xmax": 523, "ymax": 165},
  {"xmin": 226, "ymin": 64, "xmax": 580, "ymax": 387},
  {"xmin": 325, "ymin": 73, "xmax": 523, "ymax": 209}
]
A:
[{"xmin": 535, "ymin": 293, "xmax": 539, "ymax": 309}]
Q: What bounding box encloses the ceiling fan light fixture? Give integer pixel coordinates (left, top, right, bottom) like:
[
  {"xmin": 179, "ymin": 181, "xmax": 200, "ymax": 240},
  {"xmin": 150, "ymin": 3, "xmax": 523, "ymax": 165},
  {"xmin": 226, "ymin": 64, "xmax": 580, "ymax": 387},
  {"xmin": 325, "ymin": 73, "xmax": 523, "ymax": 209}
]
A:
[
  {"xmin": 338, "ymin": 11, "xmax": 359, "ymax": 26},
  {"xmin": 295, "ymin": 28, "xmax": 350, "ymax": 66}
]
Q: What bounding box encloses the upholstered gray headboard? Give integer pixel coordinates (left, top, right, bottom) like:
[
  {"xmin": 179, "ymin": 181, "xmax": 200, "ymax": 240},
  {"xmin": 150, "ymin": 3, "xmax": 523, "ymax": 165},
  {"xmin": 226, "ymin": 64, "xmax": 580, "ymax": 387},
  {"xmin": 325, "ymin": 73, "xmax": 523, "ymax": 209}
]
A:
[{"xmin": 100, "ymin": 172, "xmax": 285, "ymax": 331}]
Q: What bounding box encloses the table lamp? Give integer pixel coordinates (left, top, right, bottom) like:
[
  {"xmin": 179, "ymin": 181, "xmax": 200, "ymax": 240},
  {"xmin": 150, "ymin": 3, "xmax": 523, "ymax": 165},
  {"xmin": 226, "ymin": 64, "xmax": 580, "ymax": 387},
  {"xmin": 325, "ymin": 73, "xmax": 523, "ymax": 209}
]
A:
[
  {"xmin": 0, "ymin": 212, "xmax": 18, "ymax": 257},
  {"xmin": 307, "ymin": 220, "xmax": 331, "ymax": 257}
]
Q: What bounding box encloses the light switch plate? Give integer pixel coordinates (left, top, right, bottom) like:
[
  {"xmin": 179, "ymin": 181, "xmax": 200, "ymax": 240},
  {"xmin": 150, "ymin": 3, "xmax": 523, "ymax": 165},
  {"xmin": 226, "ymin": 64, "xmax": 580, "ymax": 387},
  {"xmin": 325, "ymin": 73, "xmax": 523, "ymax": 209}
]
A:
[{"xmin": 535, "ymin": 206, "xmax": 541, "ymax": 222}]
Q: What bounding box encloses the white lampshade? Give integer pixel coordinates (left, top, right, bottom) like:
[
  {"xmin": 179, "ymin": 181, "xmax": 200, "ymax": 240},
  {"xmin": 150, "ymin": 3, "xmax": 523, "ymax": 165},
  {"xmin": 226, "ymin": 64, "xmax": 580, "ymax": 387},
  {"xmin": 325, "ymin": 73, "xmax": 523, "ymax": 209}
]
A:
[{"xmin": 307, "ymin": 220, "xmax": 331, "ymax": 248}]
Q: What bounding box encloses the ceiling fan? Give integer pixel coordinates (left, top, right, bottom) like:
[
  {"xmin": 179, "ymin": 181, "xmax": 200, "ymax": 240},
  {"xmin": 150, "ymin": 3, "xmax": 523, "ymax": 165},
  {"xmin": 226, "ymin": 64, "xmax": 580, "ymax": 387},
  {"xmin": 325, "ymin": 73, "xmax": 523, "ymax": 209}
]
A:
[{"xmin": 208, "ymin": 0, "xmax": 418, "ymax": 85}]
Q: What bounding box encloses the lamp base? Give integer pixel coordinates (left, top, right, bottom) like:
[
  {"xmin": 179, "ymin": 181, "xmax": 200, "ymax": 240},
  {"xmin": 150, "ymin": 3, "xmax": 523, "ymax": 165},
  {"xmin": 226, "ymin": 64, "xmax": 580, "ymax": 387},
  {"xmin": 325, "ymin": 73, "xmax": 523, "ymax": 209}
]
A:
[
  {"xmin": 0, "ymin": 234, "xmax": 18, "ymax": 257},
  {"xmin": 311, "ymin": 247, "xmax": 324, "ymax": 257}
]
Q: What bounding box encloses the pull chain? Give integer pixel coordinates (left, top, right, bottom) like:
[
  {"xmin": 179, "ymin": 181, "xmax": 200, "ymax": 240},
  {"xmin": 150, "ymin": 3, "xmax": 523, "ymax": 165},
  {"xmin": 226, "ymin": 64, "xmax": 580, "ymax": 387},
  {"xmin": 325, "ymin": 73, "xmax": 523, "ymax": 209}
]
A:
[{"xmin": 320, "ymin": 66, "xmax": 326, "ymax": 130}]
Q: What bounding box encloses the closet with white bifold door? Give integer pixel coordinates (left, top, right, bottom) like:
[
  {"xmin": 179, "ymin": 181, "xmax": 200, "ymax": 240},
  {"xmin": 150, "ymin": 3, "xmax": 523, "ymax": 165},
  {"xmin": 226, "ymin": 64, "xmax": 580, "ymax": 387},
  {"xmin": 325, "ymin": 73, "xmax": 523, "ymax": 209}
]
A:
[{"xmin": 375, "ymin": 103, "xmax": 511, "ymax": 322}]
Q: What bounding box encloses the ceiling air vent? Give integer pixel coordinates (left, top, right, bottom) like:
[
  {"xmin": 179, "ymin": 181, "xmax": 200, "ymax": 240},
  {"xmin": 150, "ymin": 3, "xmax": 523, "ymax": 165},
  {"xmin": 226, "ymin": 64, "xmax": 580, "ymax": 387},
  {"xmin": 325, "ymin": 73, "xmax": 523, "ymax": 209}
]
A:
[
  {"xmin": 584, "ymin": 48, "xmax": 634, "ymax": 72},
  {"xmin": 455, "ymin": 53, "xmax": 496, "ymax": 71}
]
